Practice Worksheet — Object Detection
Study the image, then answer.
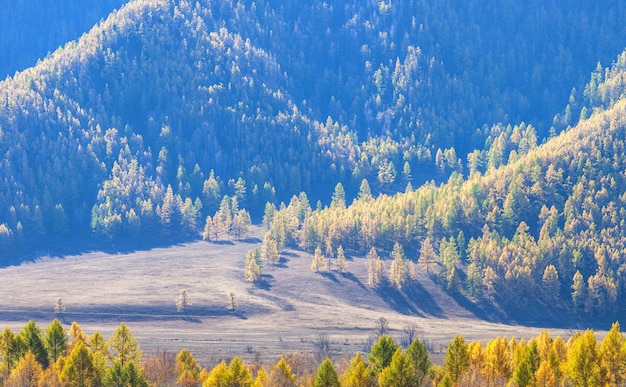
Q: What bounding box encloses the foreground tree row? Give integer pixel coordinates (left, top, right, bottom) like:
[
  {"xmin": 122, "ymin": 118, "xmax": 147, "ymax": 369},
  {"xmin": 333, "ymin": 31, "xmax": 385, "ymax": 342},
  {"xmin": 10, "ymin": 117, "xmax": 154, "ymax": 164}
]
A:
[{"xmin": 3, "ymin": 319, "xmax": 626, "ymax": 386}]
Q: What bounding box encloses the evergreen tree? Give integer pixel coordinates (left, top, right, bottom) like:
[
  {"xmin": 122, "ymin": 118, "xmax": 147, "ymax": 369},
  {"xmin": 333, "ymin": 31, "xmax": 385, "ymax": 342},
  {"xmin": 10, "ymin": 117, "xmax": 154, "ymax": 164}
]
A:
[
  {"xmin": 44, "ymin": 319, "xmax": 67, "ymax": 364},
  {"xmin": 313, "ymin": 358, "xmax": 340, "ymax": 387},
  {"xmin": 20, "ymin": 320, "xmax": 48, "ymax": 368},
  {"xmin": 443, "ymin": 335, "xmax": 469, "ymax": 383},
  {"xmin": 225, "ymin": 356, "xmax": 252, "ymax": 387},
  {"xmin": 406, "ymin": 337, "xmax": 431, "ymax": 385},
  {"xmin": 368, "ymin": 336, "xmax": 399, "ymax": 375},
  {"xmin": 378, "ymin": 349, "xmax": 418, "ymax": 387},
  {"xmin": 61, "ymin": 341, "xmax": 97, "ymax": 387}
]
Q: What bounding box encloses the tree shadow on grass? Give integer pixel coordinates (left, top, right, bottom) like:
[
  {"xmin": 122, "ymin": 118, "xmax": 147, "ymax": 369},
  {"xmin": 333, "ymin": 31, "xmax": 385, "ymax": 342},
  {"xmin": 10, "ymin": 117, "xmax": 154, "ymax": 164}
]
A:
[
  {"xmin": 255, "ymin": 274, "xmax": 274, "ymax": 290},
  {"xmin": 340, "ymin": 272, "xmax": 367, "ymax": 290},
  {"xmin": 376, "ymin": 281, "xmax": 446, "ymax": 318},
  {"xmin": 321, "ymin": 272, "xmax": 339, "ymax": 283}
]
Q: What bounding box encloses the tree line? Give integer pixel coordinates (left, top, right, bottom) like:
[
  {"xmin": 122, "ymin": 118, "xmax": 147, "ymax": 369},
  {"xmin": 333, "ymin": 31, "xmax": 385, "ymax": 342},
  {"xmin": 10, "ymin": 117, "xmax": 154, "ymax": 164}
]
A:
[{"xmin": 3, "ymin": 318, "xmax": 625, "ymax": 386}]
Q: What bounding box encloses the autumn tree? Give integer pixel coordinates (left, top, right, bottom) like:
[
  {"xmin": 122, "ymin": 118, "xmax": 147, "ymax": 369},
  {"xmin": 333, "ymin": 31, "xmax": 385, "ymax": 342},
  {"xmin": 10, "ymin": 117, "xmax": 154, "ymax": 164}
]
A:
[
  {"xmin": 443, "ymin": 335, "xmax": 469, "ymax": 383},
  {"xmin": 378, "ymin": 349, "xmax": 418, "ymax": 387},
  {"xmin": 88, "ymin": 331, "xmax": 109, "ymax": 383},
  {"xmin": 204, "ymin": 360, "xmax": 228, "ymax": 387},
  {"xmin": 600, "ymin": 322, "xmax": 626, "ymax": 385},
  {"xmin": 335, "ymin": 245, "xmax": 348, "ymax": 273},
  {"xmin": 4, "ymin": 351, "xmax": 42, "ymax": 387},
  {"xmin": 244, "ymin": 248, "xmax": 262, "ymax": 283},
  {"xmin": 311, "ymin": 246, "xmax": 326, "ymax": 273},
  {"xmin": 108, "ymin": 323, "xmax": 142, "ymax": 366},
  {"xmin": 225, "ymin": 356, "xmax": 253, "ymax": 387},
  {"xmin": 565, "ymin": 329, "xmax": 606, "ymax": 387},
  {"xmin": 0, "ymin": 327, "xmax": 24, "ymax": 378},
  {"xmin": 542, "ymin": 265, "xmax": 561, "ymax": 303},
  {"xmin": 227, "ymin": 292, "xmax": 238, "ymax": 312},
  {"xmin": 176, "ymin": 349, "xmax": 201, "ymax": 382},
  {"xmin": 266, "ymin": 357, "xmax": 297, "ymax": 387},
  {"xmin": 341, "ymin": 352, "xmax": 375, "ymax": 387},
  {"xmin": 61, "ymin": 341, "xmax": 98, "ymax": 387},
  {"xmin": 365, "ymin": 247, "xmax": 384, "ymax": 287},
  {"xmin": 418, "ymin": 238, "xmax": 438, "ymax": 274},
  {"xmin": 389, "ymin": 242, "xmax": 407, "ymax": 290},
  {"xmin": 261, "ymin": 231, "xmax": 280, "ymax": 265},
  {"xmin": 571, "ymin": 270, "xmax": 586, "ymax": 311}
]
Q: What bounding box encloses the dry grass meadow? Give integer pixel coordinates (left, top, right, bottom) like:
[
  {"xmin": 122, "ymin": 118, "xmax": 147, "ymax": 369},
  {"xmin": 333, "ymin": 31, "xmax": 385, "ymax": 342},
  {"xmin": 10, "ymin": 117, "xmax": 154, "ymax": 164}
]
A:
[{"xmin": 0, "ymin": 226, "xmax": 593, "ymax": 366}]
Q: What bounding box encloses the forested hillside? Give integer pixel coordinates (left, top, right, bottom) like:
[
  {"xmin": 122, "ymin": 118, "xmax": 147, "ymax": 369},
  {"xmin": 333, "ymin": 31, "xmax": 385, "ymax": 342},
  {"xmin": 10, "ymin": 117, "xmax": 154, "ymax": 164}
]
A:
[
  {"xmin": 267, "ymin": 51, "xmax": 626, "ymax": 318},
  {"xmin": 1, "ymin": 0, "xmax": 626, "ymax": 273}
]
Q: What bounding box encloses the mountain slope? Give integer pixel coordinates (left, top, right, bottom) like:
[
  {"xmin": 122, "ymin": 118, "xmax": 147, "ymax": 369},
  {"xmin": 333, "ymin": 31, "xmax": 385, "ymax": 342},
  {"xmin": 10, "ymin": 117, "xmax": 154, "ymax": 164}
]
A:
[
  {"xmin": 268, "ymin": 51, "xmax": 626, "ymax": 320},
  {"xmin": 1, "ymin": 0, "xmax": 626, "ymax": 256}
]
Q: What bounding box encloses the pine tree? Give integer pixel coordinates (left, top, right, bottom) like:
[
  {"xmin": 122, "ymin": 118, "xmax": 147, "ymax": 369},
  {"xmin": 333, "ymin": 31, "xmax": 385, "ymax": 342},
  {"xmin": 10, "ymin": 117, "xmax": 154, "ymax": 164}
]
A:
[
  {"xmin": 313, "ymin": 358, "xmax": 340, "ymax": 387},
  {"xmin": 108, "ymin": 323, "xmax": 142, "ymax": 366},
  {"xmin": 61, "ymin": 341, "xmax": 97, "ymax": 387},
  {"xmin": 44, "ymin": 319, "xmax": 67, "ymax": 364},
  {"xmin": 20, "ymin": 320, "xmax": 48, "ymax": 369},
  {"xmin": 88, "ymin": 331, "xmax": 109, "ymax": 384},
  {"xmin": 542, "ymin": 264, "xmax": 561, "ymax": 303},
  {"xmin": 225, "ymin": 356, "xmax": 252, "ymax": 387},
  {"xmin": 443, "ymin": 335, "xmax": 469, "ymax": 383},
  {"xmin": 176, "ymin": 349, "xmax": 201, "ymax": 381},
  {"xmin": 227, "ymin": 292, "xmax": 238, "ymax": 312},
  {"xmin": 406, "ymin": 337, "xmax": 431, "ymax": 385},
  {"xmin": 378, "ymin": 349, "xmax": 417, "ymax": 387},
  {"xmin": 0, "ymin": 327, "xmax": 24, "ymax": 377},
  {"xmin": 368, "ymin": 336, "xmax": 399, "ymax": 375}
]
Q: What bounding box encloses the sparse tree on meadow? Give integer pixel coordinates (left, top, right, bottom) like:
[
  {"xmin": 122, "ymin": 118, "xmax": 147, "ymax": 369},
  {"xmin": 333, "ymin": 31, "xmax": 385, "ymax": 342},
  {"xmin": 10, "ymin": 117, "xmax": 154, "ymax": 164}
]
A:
[
  {"xmin": 311, "ymin": 246, "xmax": 326, "ymax": 273},
  {"xmin": 366, "ymin": 247, "xmax": 384, "ymax": 287},
  {"xmin": 335, "ymin": 245, "xmax": 348, "ymax": 273},
  {"xmin": 227, "ymin": 292, "xmax": 238, "ymax": 312},
  {"xmin": 53, "ymin": 298, "xmax": 65, "ymax": 315},
  {"xmin": 389, "ymin": 242, "xmax": 407, "ymax": 290},
  {"xmin": 261, "ymin": 231, "xmax": 280, "ymax": 265},
  {"xmin": 418, "ymin": 238, "xmax": 437, "ymax": 274},
  {"xmin": 176, "ymin": 289, "xmax": 192, "ymax": 313},
  {"xmin": 244, "ymin": 249, "xmax": 262, "ymax": 283}
]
